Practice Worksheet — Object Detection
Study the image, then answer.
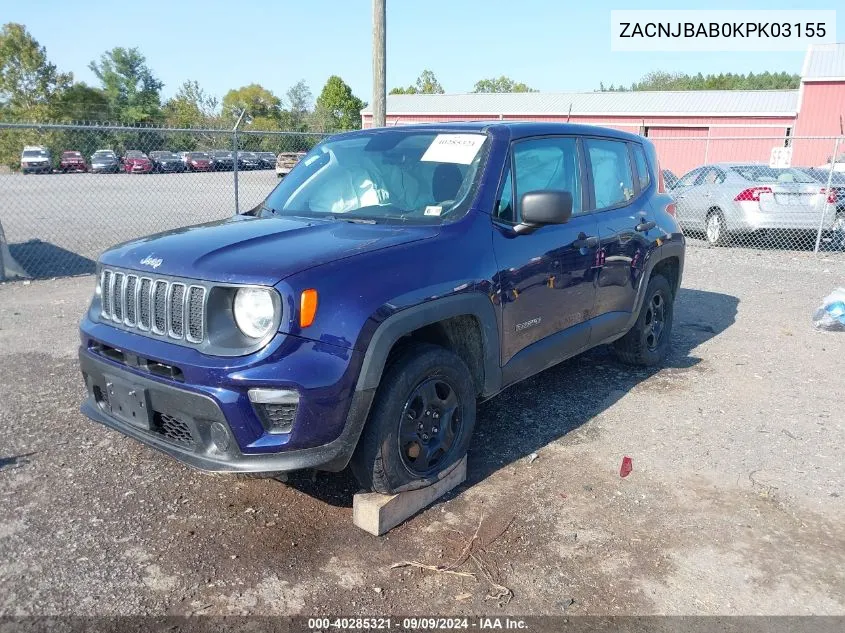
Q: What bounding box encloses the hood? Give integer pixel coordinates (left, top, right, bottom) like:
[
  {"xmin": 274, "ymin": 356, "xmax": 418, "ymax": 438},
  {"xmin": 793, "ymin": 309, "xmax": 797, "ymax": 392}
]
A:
[{"xmin": 99, "ymin": 214, "xmax": 440, "ymax": 286}]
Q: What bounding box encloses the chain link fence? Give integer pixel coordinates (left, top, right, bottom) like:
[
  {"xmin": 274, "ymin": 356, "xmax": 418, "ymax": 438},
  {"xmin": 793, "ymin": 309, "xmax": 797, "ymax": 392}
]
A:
[
  {"xmin": 653, "ymin": 134, "xmax": 845, "ymax": 252},
  {"xmin": 0, "ymin": 122, "xmax": 326, "ymax": 279},
  {"xmin": 1, "ymin": 123, "xmax": 843, "ymax": 281}
]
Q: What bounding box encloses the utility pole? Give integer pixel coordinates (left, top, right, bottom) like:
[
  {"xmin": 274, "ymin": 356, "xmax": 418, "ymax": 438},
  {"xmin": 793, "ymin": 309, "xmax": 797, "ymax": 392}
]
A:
[
  {"xmin": 233, "ymin": 108, "xmax": 248, "ymax": 214},
  {"xmin": 372, "ymin": 0, "xmax": 386, "ymax": 128}
]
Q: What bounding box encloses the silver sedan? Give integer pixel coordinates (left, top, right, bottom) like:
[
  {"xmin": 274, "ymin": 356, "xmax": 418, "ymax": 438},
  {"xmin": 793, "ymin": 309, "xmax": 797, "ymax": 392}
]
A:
[{"xmin": 669, "ymin": 162, "xmax": 838, "ymax": 246}]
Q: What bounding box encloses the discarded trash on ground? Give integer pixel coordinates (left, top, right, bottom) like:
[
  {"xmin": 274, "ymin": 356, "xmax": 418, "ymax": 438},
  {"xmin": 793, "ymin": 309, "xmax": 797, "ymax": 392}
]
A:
[
  {"xmin": 620, "ymin": 456, "xmax": 633, "ymax": 478},
  {"xmin": 527, "ymin": 452, "xmax": 539, "ymax": 464},
  {"xmin": 813, "ymin": 288, "xmax": 845, "ymax": 331}
]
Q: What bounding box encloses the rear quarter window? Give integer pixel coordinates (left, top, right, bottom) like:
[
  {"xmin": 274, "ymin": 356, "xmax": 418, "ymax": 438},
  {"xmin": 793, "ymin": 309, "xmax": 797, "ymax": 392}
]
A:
[{"xmin": 631, "ymin": 144, "xmax": 650, "ymax": 191}]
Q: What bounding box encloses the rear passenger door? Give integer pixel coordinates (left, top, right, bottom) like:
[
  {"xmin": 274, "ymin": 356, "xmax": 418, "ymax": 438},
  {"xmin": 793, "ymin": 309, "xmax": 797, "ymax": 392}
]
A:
[{"xmin": 585, "ymin": 138, "xmax": 657, "ymax": 343}]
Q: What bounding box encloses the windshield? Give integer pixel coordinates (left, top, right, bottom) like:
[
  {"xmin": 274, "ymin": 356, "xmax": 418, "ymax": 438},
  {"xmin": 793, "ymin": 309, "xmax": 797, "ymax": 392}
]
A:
[
  {"xmin": 63, "ymin": 151, "xmax": 81, "ymax": 157},
  {"xmin": 190, "ymin": 152, "xmax": 209, "ymax": 159},
  {"xmin": 93, "ymin": 151, "xmax": 115, "ymax": 159},
  {"xmin": 23, "ymin": 150, "xmax": 48, "ymax": 158},
  {"xmin": 126, "ymin": 151, "xmax": 146, "ymax": 158},
  {"xmin": 214, "ymin": 151, "xmax": 231, "ymax": 158},
  {"xmin": 153, "ymin": 151, "xmax": 177, "ymax": 159},
  {"xmin": 260, "ymin": 130, "xmax": 489, "ymax": 223},
  {"xmin": 731, "ymin": 165, "xmax": 816, "ymax": 184}
]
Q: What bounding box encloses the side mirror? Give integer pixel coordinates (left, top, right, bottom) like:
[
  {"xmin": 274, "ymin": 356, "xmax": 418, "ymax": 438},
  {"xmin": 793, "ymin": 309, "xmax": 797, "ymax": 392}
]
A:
[{"xmin": 515, "ymin": 190, "xmax": 573, "ymax": 234}]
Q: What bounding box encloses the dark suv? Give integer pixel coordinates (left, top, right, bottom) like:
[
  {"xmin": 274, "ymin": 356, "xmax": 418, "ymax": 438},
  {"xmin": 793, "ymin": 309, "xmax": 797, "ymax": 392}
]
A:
[{"xmin": 79, "ymin": 123, "xmax": 684, "ymax": 494}]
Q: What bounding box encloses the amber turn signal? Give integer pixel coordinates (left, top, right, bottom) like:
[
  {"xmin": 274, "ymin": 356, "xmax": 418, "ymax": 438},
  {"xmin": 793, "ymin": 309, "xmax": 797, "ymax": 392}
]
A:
[{"xmin": 299, "ymin": 289, "xmax": 318, "ymax": 328}]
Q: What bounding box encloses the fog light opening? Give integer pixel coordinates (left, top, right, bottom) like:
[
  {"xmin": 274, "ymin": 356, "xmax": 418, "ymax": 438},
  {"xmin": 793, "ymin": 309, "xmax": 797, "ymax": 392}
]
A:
[{"xmin": 210, "ymin": 422, "xmax": 231, "ymax": 452}]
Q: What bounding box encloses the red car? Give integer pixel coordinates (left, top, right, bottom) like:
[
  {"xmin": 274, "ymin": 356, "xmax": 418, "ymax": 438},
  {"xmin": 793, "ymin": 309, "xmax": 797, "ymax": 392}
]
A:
[
  {"xmin": 60, "ymin": 150, "xmax": 87, "ymax": 173},
  {"xmin": 123, "ymin": 150, "xmax": 153, "ymax": 173},
  {"xmin": 186, "ymin": 151, "xmax": 213, "ymax": 172}
]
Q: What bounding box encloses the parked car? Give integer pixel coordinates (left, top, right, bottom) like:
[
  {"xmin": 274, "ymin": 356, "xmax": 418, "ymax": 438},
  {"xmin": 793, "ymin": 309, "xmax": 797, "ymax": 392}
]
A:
[
  {"xmin": 670, "ymin": 163, "xmax": 838, "ymax": 246},
  {"xmin": 237, "ymin": 151, "xmax": 261, "ymax": 170},
  {"xmin": 275, "ymin": 151, "xmax": 305, "ymax": 178},
  {"xmin": 123, "ymin": 150, "xmax": 153, "ymax": 174},
  {"xmin": 90, "ymin": 150, "xmax": 121, "ymax": 174},
  {"xmin": 796, "ymin": 167, "xmax": 845, "ymax": 213},
  {"xmin": 817, "ymin": 153, "xmax": 845, "ymax": 173},
  {"xmin": 60, "ymin": 150, "xmax": 87, "ymax": 173},
  {"xmin": 79, "ymin": 122, "xmax": 683, "ymax": 495},
  {"xmin": 20, "ymin": 146, "xmax": 52, "ymax": 174},
  {"xmin": 662, "ymin": 169, "xmax": 678, "ymax": 189},
  {"xmin": 257, "ymin": 152, "xmax": 277, "ymax": 169},
  {"xmin": 186, "ymin": 151, "xmax": 213, "ymax": 172},
  {"xmin": 210, "ymin": 150, "xmax": 234, "ymax": 171},
  {"xmin": 149, "ymin": 151, "xmax": 186, "ymax": 173}
]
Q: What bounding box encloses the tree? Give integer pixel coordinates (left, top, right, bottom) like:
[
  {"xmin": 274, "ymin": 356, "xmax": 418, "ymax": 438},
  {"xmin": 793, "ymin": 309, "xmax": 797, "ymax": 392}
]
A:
[
  {"xmin": 600, "ymin": 70, "xmax": 802, "ymax": 92},
  {"xmin": 55, "ymin": 83, "xmax": 112, "ymax": 122},
  {"xmin": 222, "ymin": 83, "xmax": 281, "ymax": 121},
  {"xmin": 0, "ymin": 23, "xmax": 72, "ymax": 120},
  {"xmin": 390, "ymin": 69, "xmax": 445, "ymax": 95},
  {"xmin": 88, "ymin": 47, "xmax": 163, "ymax": 124},
  {"xmin": 472, "ymin": 76, "xmax": 536, "ymax": 93},
  {"xmin": 164, "ymin": 80, "xmax": 219, "ymax": 127},
  {"xmin": 314, "ymin": 75, "xmax": 364, "ymax": 132},
  {"xmin": 285, "ymin": 79, "xmax": 313, "ymax": 131}
]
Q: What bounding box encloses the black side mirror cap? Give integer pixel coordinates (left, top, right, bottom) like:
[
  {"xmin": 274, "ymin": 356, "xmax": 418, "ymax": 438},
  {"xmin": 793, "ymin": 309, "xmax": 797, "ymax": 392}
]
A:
[{"xmin": 514, "ymin": 190, "xmax": 573, "ymax": 234}]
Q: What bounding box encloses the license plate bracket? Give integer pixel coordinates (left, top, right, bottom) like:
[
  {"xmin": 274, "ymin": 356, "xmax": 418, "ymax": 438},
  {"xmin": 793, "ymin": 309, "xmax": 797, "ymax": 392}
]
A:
[{"xmin": 104, "ymin": 375, "xmax": 151, "ymax": 429}]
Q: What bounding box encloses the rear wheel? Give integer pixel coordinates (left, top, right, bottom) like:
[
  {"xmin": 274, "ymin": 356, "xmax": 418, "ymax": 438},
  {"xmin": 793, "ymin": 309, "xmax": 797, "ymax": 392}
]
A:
[
  {"xmin": 613, "ymin": 274, "xmax": 674, "ymax": 366},
  {"xmin": 705, "ymin": 210, "xmax": 729, "ymax": 247},
  {"xmin": 350, "ymin": 343, "xmax": 476, "ymax": 494}
]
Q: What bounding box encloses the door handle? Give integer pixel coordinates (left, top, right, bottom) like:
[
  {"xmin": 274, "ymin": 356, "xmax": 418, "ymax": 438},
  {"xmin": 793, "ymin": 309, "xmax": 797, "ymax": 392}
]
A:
[
  {"xmin": 635, "ymin": 220, "xmax": 656, "ymax": 232},
  {"xmin": 572, "ymin": 233, "xmax": 599, "ymax": 249}
]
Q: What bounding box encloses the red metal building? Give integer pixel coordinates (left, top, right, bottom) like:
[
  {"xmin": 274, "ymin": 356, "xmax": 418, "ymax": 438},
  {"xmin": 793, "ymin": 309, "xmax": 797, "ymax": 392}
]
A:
[{"xmin": 361, "ymin": 43, "xmax": 845, "ymax": 177}]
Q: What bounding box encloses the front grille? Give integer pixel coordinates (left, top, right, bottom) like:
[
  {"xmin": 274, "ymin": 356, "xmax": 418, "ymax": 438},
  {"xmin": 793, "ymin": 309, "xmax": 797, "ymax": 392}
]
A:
[
  {"xmin": 100, "ymin": 269, "xmax": 207, "ymax": 345},
  {"xmin": 153, "ymin": 412, "xmax": 195, "ymax": 447}
]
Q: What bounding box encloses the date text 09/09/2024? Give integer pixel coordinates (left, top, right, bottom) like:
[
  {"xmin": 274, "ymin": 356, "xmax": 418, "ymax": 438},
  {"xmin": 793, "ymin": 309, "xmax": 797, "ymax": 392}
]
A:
[{"xmin": 307, "ymin": 617, "xmax": 528, "ymax": 629}]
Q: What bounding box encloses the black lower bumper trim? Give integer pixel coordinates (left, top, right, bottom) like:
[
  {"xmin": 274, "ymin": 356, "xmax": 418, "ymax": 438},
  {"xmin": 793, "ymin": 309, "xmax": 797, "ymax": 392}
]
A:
[{"xmin": 79, "ymin": 350, "xmax": 374, "ymax": 474}]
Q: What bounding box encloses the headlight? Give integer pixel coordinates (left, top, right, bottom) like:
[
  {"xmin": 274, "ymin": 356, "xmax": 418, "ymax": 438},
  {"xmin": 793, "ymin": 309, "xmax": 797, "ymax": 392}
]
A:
[{"xmin": 233, "ymin": 287, "xmax": 276, "ymax": 339}]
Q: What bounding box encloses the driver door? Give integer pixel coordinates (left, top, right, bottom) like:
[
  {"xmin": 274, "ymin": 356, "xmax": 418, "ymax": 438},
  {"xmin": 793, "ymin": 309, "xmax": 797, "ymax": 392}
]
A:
[{"xmin": 492, "ymin": 136, "xmax": 600, "ymax": 370}]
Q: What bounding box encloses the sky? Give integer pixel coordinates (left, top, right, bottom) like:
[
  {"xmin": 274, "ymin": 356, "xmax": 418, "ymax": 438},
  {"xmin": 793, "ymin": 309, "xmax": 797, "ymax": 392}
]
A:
[{"xmin": 5, "ymin": 0, "xmax": 837, "ymax": 106}]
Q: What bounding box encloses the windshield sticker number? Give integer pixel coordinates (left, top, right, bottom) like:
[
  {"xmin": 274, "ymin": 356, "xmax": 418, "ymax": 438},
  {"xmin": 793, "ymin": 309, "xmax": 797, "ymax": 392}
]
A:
[
  {"xmin": 424, "ymin": 205, "xmax": 443, "ymax": 216},
  {"xmin": 421, "ymin": 134, "xmax": 485, "ymax": 165}
]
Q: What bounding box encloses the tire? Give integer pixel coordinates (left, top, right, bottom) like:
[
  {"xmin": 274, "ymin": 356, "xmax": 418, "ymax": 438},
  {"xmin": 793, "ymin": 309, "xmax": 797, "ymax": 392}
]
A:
[
  {"xmin": 705, "ymin": 209, "xmax": 729, "ymax": 247},
  {"xmin": 350, "ymin": 343, "xmax": 476, "ymax": 494},
  {"xmin": 613, "ymin": 274, "xmax": 674, "ymax": 367}
]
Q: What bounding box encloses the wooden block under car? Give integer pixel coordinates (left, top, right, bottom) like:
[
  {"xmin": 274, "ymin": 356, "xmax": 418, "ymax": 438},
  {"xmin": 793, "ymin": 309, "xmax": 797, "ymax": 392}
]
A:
[{"xmin": 352, "ymin": 457, "xmax": 467, "ymax": 536}]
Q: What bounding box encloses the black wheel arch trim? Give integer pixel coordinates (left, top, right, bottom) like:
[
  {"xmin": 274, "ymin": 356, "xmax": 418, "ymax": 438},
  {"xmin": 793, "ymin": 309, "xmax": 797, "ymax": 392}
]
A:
[
  {"xmin": 355, "ymin": 293, "xmax": 502, "ymax": 398},
  {"xmin": 609, "ymin": 238, "xmax": 685, "ymax": 345}
]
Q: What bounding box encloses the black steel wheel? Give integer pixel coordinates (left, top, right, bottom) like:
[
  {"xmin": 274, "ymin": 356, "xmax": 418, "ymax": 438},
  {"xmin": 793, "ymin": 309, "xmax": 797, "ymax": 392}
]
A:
[{"xmin": 350, "ymin": 343, "xmax": 476, "ymax": 494}]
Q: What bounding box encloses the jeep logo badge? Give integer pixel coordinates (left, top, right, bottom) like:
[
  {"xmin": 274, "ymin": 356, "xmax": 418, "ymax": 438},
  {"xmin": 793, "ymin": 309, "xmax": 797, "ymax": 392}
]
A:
[{"xmin": 140, "ymin": 255, "xmax": 163, "ymax": 269}]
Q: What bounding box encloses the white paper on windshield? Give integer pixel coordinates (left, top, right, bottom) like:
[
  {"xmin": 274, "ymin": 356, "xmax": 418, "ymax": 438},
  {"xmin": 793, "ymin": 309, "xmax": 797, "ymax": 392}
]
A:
[
  {"xmin": 421, "ymin": 134, "xmax": 485, "ymax": 165},
  {"xmin": 424, "ymin": 205, "xmax": 443, "ymax": 216}
]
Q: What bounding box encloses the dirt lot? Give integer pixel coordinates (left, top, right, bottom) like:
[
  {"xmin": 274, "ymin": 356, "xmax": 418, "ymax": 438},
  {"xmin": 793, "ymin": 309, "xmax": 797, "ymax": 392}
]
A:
[{"xmin": 1, "ymin": 246, "xmax": 844, "ymax": 616}]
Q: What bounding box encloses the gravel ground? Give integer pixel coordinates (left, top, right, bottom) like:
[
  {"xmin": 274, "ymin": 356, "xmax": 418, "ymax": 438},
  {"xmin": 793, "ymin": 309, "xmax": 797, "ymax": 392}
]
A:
[
  {"xmin": 0, "ymin": 246, "xmax": 844, "ymax": 616},
  {"xmin": 0, "ymin": 170, "xmax": 277, "ymax": 278}
]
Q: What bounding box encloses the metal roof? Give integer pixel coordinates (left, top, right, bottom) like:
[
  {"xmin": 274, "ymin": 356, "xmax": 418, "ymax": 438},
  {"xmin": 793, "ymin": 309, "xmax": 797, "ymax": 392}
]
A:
[
  {"xmin": 362, "ymin": 90, "xmax": 799, "ymax": 117},
  {"xmin": 802, "ymin": 42, "xmax": 845, "ymax": 80}
]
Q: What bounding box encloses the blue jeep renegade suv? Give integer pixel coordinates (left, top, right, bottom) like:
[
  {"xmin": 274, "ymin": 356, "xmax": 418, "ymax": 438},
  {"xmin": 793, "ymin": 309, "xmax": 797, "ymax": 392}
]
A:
[{"xmin": 79, "ymin": 122, "xmax": 684, "ymax": 494}]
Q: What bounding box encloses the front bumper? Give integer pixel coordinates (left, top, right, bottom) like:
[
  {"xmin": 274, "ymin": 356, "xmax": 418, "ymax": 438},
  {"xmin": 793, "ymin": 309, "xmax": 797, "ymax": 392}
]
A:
[{"xmin": 78, "ymin": 324, "xmax": 372, "ymax": 473}]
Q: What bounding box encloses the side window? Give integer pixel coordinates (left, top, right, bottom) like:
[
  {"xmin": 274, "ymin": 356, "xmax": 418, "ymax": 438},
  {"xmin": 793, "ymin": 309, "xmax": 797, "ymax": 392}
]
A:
[
  {"xmin": 494, "ymin": 164, "xmax": 514, "ymax": 223},
  {"xmin": 513, "ymin": 137, "xmax": 582, "ymax": 220},
  {"xmin": 675, "ymin": 167, "xmax": 703, "ymax": 188},
  {"xmin": 700, "ymin": 167, "xmax": 726, "ymax": 185},
  {"xmin": 631, "ymin": 144, "xmax": 650, "ymax": 191},
  {"xmin": 585, "ymin": 138, "xmax": 635, "ymax": 209}
]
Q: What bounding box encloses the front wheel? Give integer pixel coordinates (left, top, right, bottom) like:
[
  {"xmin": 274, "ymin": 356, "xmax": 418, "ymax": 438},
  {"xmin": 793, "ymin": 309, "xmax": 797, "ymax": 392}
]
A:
[
  {"xmin": 613, "ymin": 274, "xmax": 674, "ymax": 366},
  {"xmin": 350, "ymin": 343, "xmax": 476, "ymax": 494}
]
